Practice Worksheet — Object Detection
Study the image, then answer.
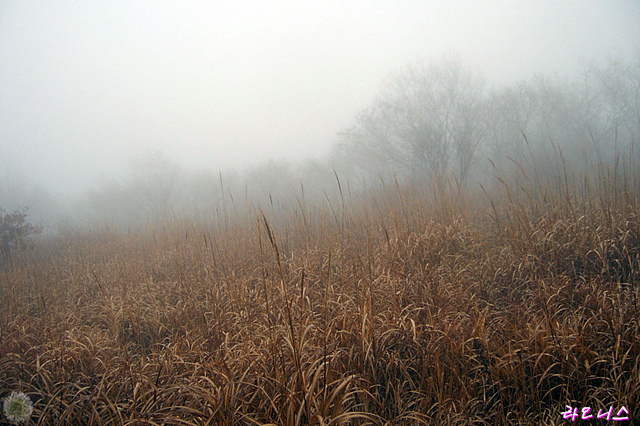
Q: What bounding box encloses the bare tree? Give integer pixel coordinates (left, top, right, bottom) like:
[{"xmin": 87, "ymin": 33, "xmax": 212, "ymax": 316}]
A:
[
  {"xmin": 131, "ymin": 152, "xmax": 183, "ymax": 220},
  {"xmin": 336, "ymin": 57, "xmax": 486, "ymax": 187},
  {"xmin": 582, "ymin": 56, "xmax": 640, "ymax": 154}
]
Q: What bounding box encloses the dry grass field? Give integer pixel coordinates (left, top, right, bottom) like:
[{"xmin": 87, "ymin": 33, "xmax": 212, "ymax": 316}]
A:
[{"xmin": 1, "ymin": 152, "xmax": 639, "ymax": 425}]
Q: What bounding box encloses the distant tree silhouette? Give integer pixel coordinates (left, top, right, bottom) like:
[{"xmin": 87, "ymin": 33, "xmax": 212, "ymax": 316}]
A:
[{"xmin": 337, "ymin": 57, "xmax": 486, "ymax": 187}]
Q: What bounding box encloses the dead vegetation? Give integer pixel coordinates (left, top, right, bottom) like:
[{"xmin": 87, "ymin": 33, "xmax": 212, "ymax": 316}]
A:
[{"xmin": 1, "ymin": 151, "xmax": 639, "ymax": 425}]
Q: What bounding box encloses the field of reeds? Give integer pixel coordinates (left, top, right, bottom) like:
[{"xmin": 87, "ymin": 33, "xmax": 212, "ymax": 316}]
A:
[{"xmin": 1, "ymin": 150, "xmax": 639, "ymax": 425}]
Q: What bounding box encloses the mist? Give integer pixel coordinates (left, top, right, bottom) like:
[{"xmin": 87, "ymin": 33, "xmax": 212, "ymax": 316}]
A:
[
  {"xmin": 0, "ymin": 0, "xmax": 638, "ymax": 228},
  {"xmin": 3, "ymin": 3, "xmax": 640, "ymax": 422}
]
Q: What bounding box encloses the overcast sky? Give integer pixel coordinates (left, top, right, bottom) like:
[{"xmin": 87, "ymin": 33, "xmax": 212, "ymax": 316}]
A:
[{"xmin": 1, "ymin": 0, "xmax": 638, "ymax": 195}]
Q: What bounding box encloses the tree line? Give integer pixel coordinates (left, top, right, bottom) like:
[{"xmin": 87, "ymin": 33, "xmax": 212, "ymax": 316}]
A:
[
  {"xmin": 2, "ymin": 54, "xmax": 639, "ymax": 232},
  {"xmin": 332, "ymin": 55, "xmax": 640, "ymax": 189}
]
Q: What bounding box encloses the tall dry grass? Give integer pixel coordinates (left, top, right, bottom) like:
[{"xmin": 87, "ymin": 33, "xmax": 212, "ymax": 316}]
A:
[{"xmin": 1, "ymin": 147, "xmax": 638, "ymax": 425}]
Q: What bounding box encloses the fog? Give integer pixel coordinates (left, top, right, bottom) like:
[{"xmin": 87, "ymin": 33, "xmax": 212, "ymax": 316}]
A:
[{"xmin": 0, "ymin": 1, "xmax": 639, "ymax": 228}]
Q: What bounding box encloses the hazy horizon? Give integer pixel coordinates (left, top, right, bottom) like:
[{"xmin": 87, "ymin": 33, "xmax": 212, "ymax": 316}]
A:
[{"xmin": 1, "ymin": 0, "xmax": 639, "ymax": 199}]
